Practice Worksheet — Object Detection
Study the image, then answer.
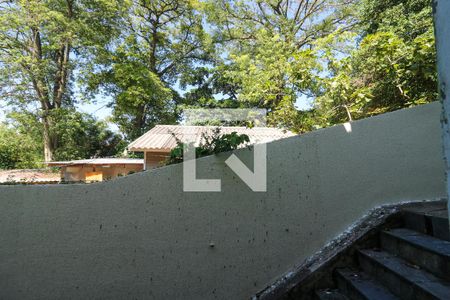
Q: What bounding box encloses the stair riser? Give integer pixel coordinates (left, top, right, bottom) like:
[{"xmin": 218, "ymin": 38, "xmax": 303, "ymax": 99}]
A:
[
  {"xmin": 431, "ymin": 217, "xmax": 450, "ymax": 242},
  {"xmin": 358, "ymin": 252, "xmax": 439, "ymax": 300},
  {"xmin": 381, "ymin": 233, "xmax": 450, "ymax": 281},
  {"xmin": 403, "ymin": 212, "xmax": 450, "ymax": 241},
  {"xmin": 335, "ymin": 269, "xmax": 399, "ymax": 300},
  {"xmin": 335, "ymin": 274, "xmax": 375, "ymax": 300}
]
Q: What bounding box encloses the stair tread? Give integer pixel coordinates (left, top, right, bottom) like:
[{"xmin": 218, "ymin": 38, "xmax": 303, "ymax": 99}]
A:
[
  {"xmin": 315, "ymin": 289, "xmax": 349, "ymax": 300},
  {"xmin": 359, "ymin": 249, "xmax": 450, "ymax": 299},
  {"xmin": 383, "ymin": 228, "xmax": 450, "ymax": 256},
  {"xmin": 336, "ymin": 268, "xmax": 399, "ymax": 300}
]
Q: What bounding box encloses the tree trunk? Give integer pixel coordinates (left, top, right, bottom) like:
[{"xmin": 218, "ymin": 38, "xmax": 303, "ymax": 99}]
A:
[
  {"xmin": 42, "ymin": 114, "xmax": 54, "ymax": 162},
  {"xmin": 133, "ymin": 103, "xmax": 147, "ymax": 139}
]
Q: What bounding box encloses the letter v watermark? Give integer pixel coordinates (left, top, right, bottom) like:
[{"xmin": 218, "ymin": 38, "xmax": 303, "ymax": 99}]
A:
[{"xmin": 225, "ymin": 143, "xmax": 267, "ymax": 192}]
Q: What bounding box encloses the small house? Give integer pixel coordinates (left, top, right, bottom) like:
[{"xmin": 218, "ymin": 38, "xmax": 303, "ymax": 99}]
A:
[
  {"xmin": 47, "ymin": 158, "xmax": 144, "ymax": 182},
  {"xmin": 127, "ymin": 125, "xmax": 295, "ymax": 170}
]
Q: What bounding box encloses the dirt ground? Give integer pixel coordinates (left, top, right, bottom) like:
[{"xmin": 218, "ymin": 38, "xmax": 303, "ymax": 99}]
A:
[{"xmin": 0, "ymin": 169, "xmax": 60, "ymax": 184}]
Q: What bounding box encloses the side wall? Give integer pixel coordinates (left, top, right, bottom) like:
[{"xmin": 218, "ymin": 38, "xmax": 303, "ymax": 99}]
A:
[
  {"xmin": 62, "ymin": 165, "xmax": 143, "ymax": 182},
  {"xmin": 0, "ymin": 103, "xmax": 445, "ymax": 300},
  {"xmin": 145, "ymin": 151, "xmax": 169, "ymax": 170}
]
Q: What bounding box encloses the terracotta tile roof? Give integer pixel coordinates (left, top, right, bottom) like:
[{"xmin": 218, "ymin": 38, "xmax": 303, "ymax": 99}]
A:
[
  {"xmin": 0, "ymin": 169, "xmax": 60, "ymax": 183},
  {"xmin": 128, "ymin": 125, "xmax": 295, "ymax": 152},
  {"xmin": 46, "ymin": 158, "xmax": 143, "ymax": 167}
]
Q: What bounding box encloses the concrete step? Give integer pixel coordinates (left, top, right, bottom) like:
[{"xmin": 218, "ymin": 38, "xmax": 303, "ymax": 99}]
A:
[
  {"xmin": 358, "ymin": 249, "xmax": 450, "ymax": 300},
  {"xmin": 381, "ymin": 228, "xmax": 450, "ymax": 280},
  {"xmin": 402, "ymin": 210, "xmax": 450, "ymax": 241},
  {"xmin": 315, "ymin": 289, "xmax": 349, "ymax": 300},
  {"xmin": 335, "ymin": 268, "xmax": 399, "ymax": 300}
]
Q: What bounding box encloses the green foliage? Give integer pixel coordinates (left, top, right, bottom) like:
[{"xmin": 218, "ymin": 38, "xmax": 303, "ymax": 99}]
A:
[
  {"xmin": 0, "ymin": 124, "xmax": 42, "ymax": 169},
  {"xmin": 359, "ymin": 0, "xmax": 432, "ymax": 39},
  {"xmin": 0, "ymin": 0, "xmax": 126, "ymax": 104},
  {"xmin": 0, "ymin": 0, "xmax": 127, "ymax": 160},
  {"xmin": 179, "ymin": 66, "xmax": 240, "ymax": 109},
  {"xmin": 224, "ymin": 30, "xmax": 320, "ymax": 129},
  {"xmin": 7, "ymin": 109, "xmax": 126, "ymax": 162},
  {"xmin": 314, "ymin": 0, "xmax": 437, "ymax": 125},
  {"xmin": 48, "ymin": 109, "xmax": 126, "ymax": 160},
  {"xmin": 166, "ymin": 128, "xmax": 250, "ymax": 165},
  {"xmin": 203, "ymin": 0, "xmax": 348, "ymax": 130},
  {"xmin": 0, "ymin": 0, "xmax": 439, "ymax": 167},
  {"xmin": 107, "ymin": 55, "xmax": 176, "ymax": 140},
  {"xmin": 84, "ymin": 0, "xmax": 214, "ymax": 141}
]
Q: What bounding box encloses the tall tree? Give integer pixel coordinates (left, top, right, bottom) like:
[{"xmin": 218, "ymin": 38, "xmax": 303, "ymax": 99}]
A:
[
  {"xmin": 86, "ymin": 0, "xmax": 214, "ymax": 140},
  {"xmin": 203, "ymin": 0, "xmax": 353, "ymax": 130},
  {"xmin": 0, "ymin": 0, "xmax": 125, "ymax": 161}
]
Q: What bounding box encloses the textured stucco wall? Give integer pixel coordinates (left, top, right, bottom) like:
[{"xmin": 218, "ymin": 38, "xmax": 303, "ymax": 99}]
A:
[{"xmin": 0, "ymin": 102, "xmax": 445, "ymax": 300}]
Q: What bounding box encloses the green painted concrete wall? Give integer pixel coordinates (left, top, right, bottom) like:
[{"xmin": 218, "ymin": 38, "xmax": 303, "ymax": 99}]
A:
[{"xmin": 0, "ymin": 102, "xmax": 445, "ymax": 299}]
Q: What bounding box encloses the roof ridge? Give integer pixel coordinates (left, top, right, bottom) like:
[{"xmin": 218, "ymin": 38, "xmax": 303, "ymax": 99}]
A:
[{"xmin": 154, "ymin": 124, "xmax": 289, "ymax": 130}]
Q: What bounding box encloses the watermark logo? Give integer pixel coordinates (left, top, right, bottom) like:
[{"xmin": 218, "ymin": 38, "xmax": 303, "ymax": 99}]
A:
[{"xmin": 182, "ymin": 108, "xmax": 267, "ymax": 192}]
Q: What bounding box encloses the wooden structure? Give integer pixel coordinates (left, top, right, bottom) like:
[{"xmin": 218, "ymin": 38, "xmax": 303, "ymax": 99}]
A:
[
  {"xmin": 47, "ymin": 158, "xmax": 143, "ymax": 182},
  {"xmin": 127, "ymin": 125, "xmax": 295, "ymax": 170}
]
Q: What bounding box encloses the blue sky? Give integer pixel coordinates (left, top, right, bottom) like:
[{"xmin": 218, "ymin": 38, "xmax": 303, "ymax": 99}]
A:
[
  {"xmin": 76, "ymin": 92, "xmax": 312, "ymax": 132},
  {"xmin": 295, "ymin": 94, "xmax": 314, "ymax": 110},
  {"xmin": 74, "ymin": 81, "xmax": 314, "ymax": 132},
  {"xmin": 1, "ymin": 92, "xmax": 313, "ymax": 132},
  {"xmin": 0, "ymin": 67, "xmax": 315, "ymax": 131}
]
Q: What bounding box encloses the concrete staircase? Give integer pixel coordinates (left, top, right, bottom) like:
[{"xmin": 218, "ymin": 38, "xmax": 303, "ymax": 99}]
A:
[{"xmin": 315, "ymin": 204, "xmax": 450, "ymax": 300}]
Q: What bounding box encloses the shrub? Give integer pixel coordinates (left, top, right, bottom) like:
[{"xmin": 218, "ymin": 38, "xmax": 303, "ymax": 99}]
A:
[
  {"xmin": 0, "ymin": 125, "xmax": 42, "ymax": 169},
  {"xmin": 166, "ymin": 127, "xmax": 250, "ymax": 165}
]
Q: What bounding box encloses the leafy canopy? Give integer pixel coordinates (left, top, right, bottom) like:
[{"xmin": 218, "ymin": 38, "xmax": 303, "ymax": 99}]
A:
[
  {"xmin": 314, "ymin": 0, "xmax": 436, "ymax": 125},
  {"xmin": 85, "ymin": 0, "xmax": 214, "ymax": 141}
]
